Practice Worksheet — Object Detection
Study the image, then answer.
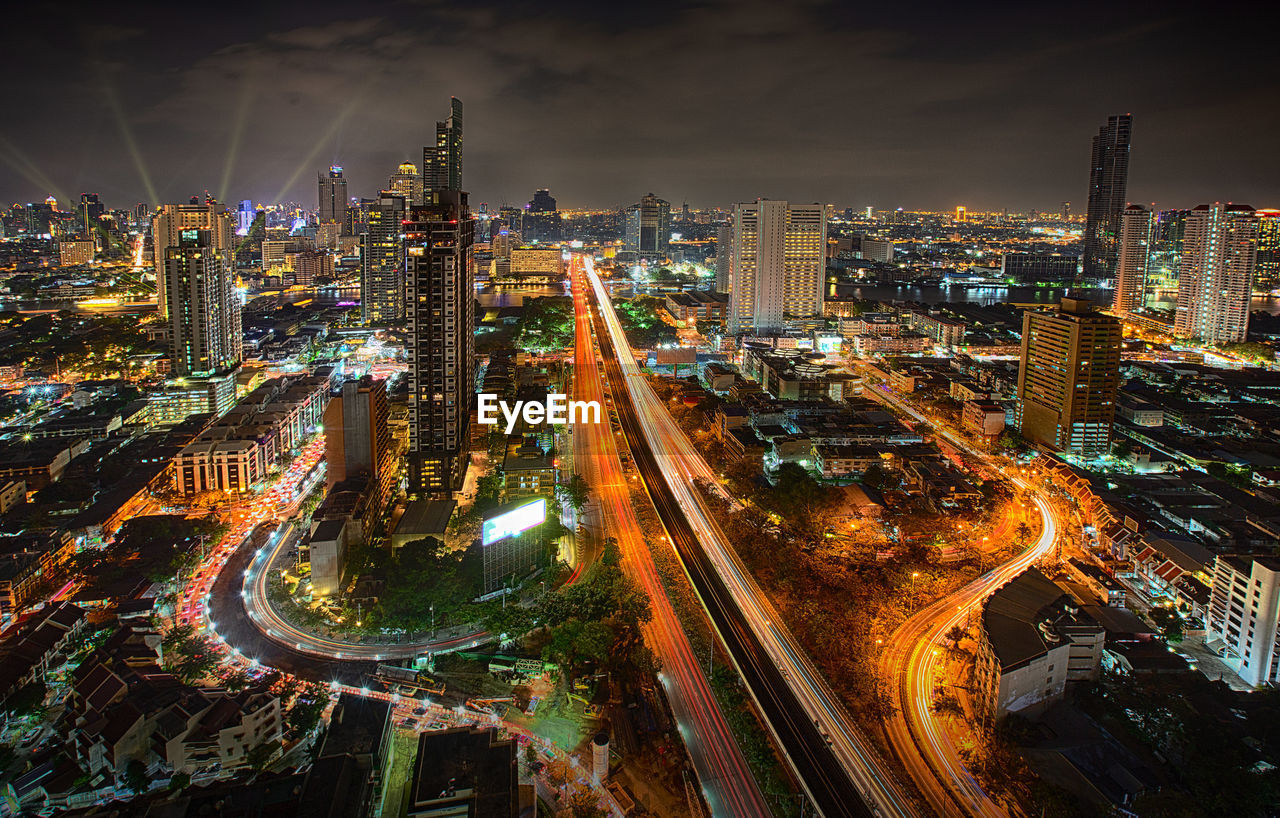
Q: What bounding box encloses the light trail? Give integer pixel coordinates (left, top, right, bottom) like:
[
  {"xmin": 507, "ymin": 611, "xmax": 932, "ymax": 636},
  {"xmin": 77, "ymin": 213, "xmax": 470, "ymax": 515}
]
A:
[
  {"xmin": 569, "ymin": 256, "xmax": 769, "ymax": 817},
  {"xmin": 867, "ymin": 379, "xmax": 1062, "ymax": 817},
  {"xmin": 584, "ymin": 257, "xmax": 916, "ymax": 817}
]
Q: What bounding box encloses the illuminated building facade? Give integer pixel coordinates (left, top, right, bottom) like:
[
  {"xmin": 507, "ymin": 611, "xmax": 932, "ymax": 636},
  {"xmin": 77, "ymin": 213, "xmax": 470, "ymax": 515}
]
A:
[
  {"xmin": 162, "ymin": 228, "xmax": 243, "ymax": 378},
  {"xmin": 1174, "ymin": 203, "xmax": 1258, "ymax": 344},
  {"xmin": 624, "ymin": 193, "xmax": 672, "ymax": 258},
  {"xmin": 318, "ymin": 165, "xmax": 347, "ymax": 227},
  {"xmin": 1256, "ymin": 209, "xmax": 1280, "ymax": 294},
  {"xmin": 1112, "ymin": 204, "xmax": 1154, "ymax": 316},
  {"xmin": 361, "ymin": 193, "xmax": 407, "ymax": 324},
  {"xmin": 405, "ymin": 191, "xmax": 475, "ymax": 496},
  {"xmin": 726, "ymin": 199, "xmax": 826, "ymax": 333},
  {"xmin": 423, "ymin": 97, "xmax": 462, "ymax": 194},
  {"xmin": 388, "ymin": 161, "xmax": 423, "ymax": 205},
  {"xmin": 152, "ymin": 201, "xmax": 235, "ymax": 319},
  {"xmin": 1015, "ymin": 297, "xmax": 1121, "ymax": 458},
  {"xmin": 1083, "ymin": 114, "xmax": 1132, "ymax": 280}
]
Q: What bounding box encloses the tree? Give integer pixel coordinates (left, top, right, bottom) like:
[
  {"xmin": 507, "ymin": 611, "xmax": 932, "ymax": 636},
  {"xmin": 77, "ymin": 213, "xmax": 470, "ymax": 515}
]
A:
[
  {"xmin": 246, "ymin": 740, "xmax": 280, "ymax": 771},
  {"xmin": 568, "ymin": 790, "xmax": 607, "ymax": 818},
  {"xmin": 524, "ymin": 744, "xmax": 538, "ymax": 767},
  {"xmin": 557, "ymin": 474, "xmax": 591, "ymax": 515},
  {"xmin": 122, "ymin": 758, "xmax": 150, "ymax": 794},
  {"xmin": 1014, "ymin": 521, "xmax": 1033, "ymax": 546}
]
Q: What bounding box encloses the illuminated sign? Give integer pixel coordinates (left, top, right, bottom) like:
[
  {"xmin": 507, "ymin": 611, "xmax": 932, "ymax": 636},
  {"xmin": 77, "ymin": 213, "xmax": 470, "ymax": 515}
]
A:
[{"xmin": 482, "ymin": 498, "xmax": 546, "ymax": 546}]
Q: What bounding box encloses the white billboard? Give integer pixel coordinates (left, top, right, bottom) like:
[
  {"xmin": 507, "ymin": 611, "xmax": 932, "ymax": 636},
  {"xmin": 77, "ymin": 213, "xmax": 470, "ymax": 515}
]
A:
[{"xmin": 482, "ymin": 498, "xmax": 547, "ymax": 546}]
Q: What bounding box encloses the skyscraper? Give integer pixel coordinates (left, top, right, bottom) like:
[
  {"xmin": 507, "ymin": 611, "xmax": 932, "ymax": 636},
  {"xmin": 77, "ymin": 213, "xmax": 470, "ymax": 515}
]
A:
[
  {"xmin": 388, "ymin": 161, "xmax": 423, "ymax": 205},
  {"xmin": 1174, "ymin": 203, "xmax": 1259, "ymax": 344},
  {"xmin": 726, "ymin": 199, "xmax": 826, "ymax": 333},
  {"xmin": 715, "ymin": 220, "xmax": 733, "ymax": 294},
  {"xmin": 361, "ymin": 193, "xmax": 407, "ymax": 325},
  {"xmin": 152, "ymin": 200, "xmax": 236, "ymax": 321},
  {"xmin": 624, "ymin": 193, "xmax": 672, "ymax": 258},
  {"xmin": 79, "ymin": 193, "xmax": 104, "ymax": 236},
  {"xmin": 523, "ymin": 189, "xmax": 561, "ymax": 243},
  {"xmin": 162, "ymin": 228, "xmax": 242, "ymax": 377},
  {"xmin": 405, "ymin": 191, "xmax": 476, "ymax": 496},
  {"xmin": 236, "ymin": 199, "xmax": 255, "ymax": 236},
  {"xmin": 1083, "ymin": 114, "xmax": 1132, "ymax": 280},
  {"xmin": 1146, "ymin": 208, "xmax": 1188, "ymax": 293},
  {"xmin": 1112, "ymin": 204, "xmax": 1154, "ymax": 317},
  {"xmin": 424, "ymin": 97, "xmax": 463, "ymax": 194},
  {"xmin": 318, "ymin": 166, "xmax": 348, "ymax": 227},
  {"xmin": 1015, "ymin": 297, "xmax": 1121, "ymax": 458},
  {"xmin": 1255, "ymin": 209, "xmax": 1280, "ymax": 294}
]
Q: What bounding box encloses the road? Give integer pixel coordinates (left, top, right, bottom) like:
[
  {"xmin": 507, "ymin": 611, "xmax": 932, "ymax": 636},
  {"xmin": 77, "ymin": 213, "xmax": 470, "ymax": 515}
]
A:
[
  {"xmin": 863, "ymin": 379, "xmax": 1061, "ymax": 817},
  {"xmin": 568, "ymin": 256, "xmax": 770, "ymax": 817},
  {"xmin": 583, "ymin": 256, "xmax": 915, "ymax": 818}
]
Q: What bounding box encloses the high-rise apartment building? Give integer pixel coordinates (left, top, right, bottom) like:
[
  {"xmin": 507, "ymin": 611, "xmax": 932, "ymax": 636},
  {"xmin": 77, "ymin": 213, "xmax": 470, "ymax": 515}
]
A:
[
  {"xmin": 1015, "ymin": 298, "xmax": 1121, "ymax": 457},
  {"xmin": 1207, "ymin": 555, "xmax": 1280, "ymax": 687},
  {"xmin": 1112, "ymin": 204, "xmax": 1154, "ymax": 316},
  {"xmin": 323, "ymin": 375, "xmax": 395, "ymax": 509},
  {"xmin": 388, "ymin": 161, "xmax": 423, "ymax": 205},
  {"xmin": 405, "ymin": 191, "xmax": 475, "ymax": 496},
  {"xmin": 1255, "ymin": 209, "xmax": 1280, "ymax": 294},
  {"xmin": 424, "ymin": 97, "xmax": 463, "ymax": 194},
  {"xmin": 318, "ymin": 166, "xmax": 348, "ymax": 227},
  {"xmin": 361, "ymin": 193, "xmax": 407, "ymax": 325},
  {"xmin": 1083, "ymin": 114, "xmax": 1132, "ymax": 280},
  {"xmin": 1147, "ymin": 209, "xmax": 1188, "ymax": 292},
  {"xmin": 163, "ymin": 228, "xmax": 243, "ymax": 377},
  {"xmin": 624, "ymin": 193, "xmax": 672, "ymax": 258},
  {"xmin": 715, "ymin": 221, "xmax": 733, "ymax": 294},
  {"xmin": 725, "ymin": 199, "xmax": 826, "ymax": 333},
  {"xmin": 152, "ymin": 201, "xmax": 236, "ymax": 321},
  {"xmin": 1174, "ymin": 203, "xmax": 1259, "ymax": 344},
  {"xmin": 236, "ymin": 200, "xmax": 255, "ymax": 236}
]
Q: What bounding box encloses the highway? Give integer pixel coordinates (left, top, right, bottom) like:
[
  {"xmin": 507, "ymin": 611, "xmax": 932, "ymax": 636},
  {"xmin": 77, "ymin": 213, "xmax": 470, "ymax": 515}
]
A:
[
  {"xmin": 568, "ymin": 256, "xmax": 770, "ymax": 817},
  {"xmin": 864, "ymin": 379, "xmax": 1060, "ymax": 817},
  {"xmin": 583, "ymin": 257, "xmax": 916, "ymax": 818}
]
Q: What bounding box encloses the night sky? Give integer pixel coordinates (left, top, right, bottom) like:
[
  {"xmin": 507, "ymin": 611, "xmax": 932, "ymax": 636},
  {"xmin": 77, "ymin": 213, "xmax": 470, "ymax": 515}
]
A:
[{"xmin": 2, "ymin": 0, "xmax": 1277, "ymax": 212}]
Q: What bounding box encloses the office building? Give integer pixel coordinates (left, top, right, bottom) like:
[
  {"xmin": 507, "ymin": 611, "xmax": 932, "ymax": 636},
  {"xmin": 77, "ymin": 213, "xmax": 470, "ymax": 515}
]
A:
[
  {"xmin": 1254, "ymin": 209, "xmax": 1280, "ymax": 294},
  {"xmin": 405, "ymin": 191, "xmax": 475, "ymax": 496},
  {"xmin": 387, "ymin": 161, "xmax": 423, "ymax": 205},
  {"xmin": 236, "ymin": 199, "xmax": 254, "ymax": 236},
  {"xmin": 1001, "ymin": 253, "xmax": 1080, "ymax": 285},
  {"xmin": 152, "ymin": 201, "xmax": 236, "ymax": 319},
  {"xmin": 78, "ymin": 193, "xmax": 104, "ymax": 236},
  {"xmin": 726, "ymin": 199, "xmax": 827, "ymax": 333},
  {"xmin": 361, "ymin": 193, "xmax": 407, "ymax": 325},
  {"xmin": 523, "ymin": 189, "xmax": 561, "ymax": 243},
  {"xmin": 1111, "ymin": 204, "xmax": 1154, "ymax": 316},
  {"xmin": 423, "ymin": 97, "xmax": 463, "ymax": 194},
  {"xmin": 1206, "ymin": 555, "xmax": 1280, "ymax": 687},
  {"xmin": 509, "ymin": 246, "xmax": 563, "ymax": 278},
  {"xmin": 293, "ymin": 249, "xmax": 333, "ymax": 286},
  {"xmin": 162, "ymin": 228, "xmax": 243, "ymax": 378},
  {"xmin": 318, "ymin": 165, "xmax": 348, "ymax": 228},
  {"xmin": 715, "ymin": 221, "xmax": 732, "ymax": 293},
  {"xmin": 1173, "ymin": 203, "xmax": 1259, "ymax": 344},
  {"xmin": 1083, "ymin": 114, "xmax": 1132, "ymax": 279},
  {"xmin": 323, "ymin": 375, "xmax": 395, "ymax": 509},
  {"xmin": 1015, "ymin": 297, "xmax": 1121, "ymax": 457},
  {"xmin": 624, "ymin": 193, "xmax": 672, "ymax": 258},
  {"xmin": 58, "ymin": 239, "xmax": 95, "ymax": 267}
]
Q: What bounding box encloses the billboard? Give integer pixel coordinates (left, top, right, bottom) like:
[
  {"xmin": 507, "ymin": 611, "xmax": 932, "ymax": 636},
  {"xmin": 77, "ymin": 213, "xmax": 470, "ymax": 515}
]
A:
[
  {"xmin": 482, "ymin": 498, "xmax": 547, "ymax": 546},
  {"xmin": 655, "ymin": 346, "xmax": 697, "ymax": 365}
]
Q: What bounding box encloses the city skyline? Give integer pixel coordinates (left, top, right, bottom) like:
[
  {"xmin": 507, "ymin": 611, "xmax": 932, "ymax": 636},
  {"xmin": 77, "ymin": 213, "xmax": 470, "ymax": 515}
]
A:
[{"xmin": 2, "ymin": 2, "xmax": 1279, "ymax": 210}]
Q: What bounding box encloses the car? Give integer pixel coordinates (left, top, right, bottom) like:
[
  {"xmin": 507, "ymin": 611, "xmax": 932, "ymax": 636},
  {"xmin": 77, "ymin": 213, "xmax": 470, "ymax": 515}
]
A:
[{"xmin": 412, "ymin": 707, "xmax": 428, "ymax": 716}]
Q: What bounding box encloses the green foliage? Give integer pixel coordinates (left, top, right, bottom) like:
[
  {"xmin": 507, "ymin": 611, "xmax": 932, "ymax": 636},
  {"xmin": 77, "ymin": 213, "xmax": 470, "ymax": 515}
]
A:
[
  {"xmin": 246, "ymin": 740, "xmax": 280, "ymax": 771},
  {"xmin": 516, "ymin": 297, "xmax": 574, "ymax": 351},
  {"xmin": 283, "ymin": 682, "xmax": 331, "ymax": 736},
  {"xmin": 161, "ymin": 624, "xmax": 219, "ymax": 684},
  {"xmin": 374, "ymin": 537, "xmax": 483, "ymax": 630},
  {"xmin": 1147, "ymin": 607, "xmax": 1184, "ymax": 641},
  {"xmin": 556, "ymin": 473, "xmax": 591, "ymax": 515},
  {"xmin": 168, "ymin": 772, "xmax": 191, "ymax": 792},
  {"xmin": 122, "ymin": 758, "xmax": 150, "ymax": 794},
  {"xmin": 613, "ymin": 295, "xmax": 676, "ymax": 348}
]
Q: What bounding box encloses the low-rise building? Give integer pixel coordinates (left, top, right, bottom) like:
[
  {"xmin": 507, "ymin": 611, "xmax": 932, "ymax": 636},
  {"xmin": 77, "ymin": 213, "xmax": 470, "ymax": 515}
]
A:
[
  {"xmin": 406, "ymin": 728, "xmax": 518, "ymax": 817},
  {"xmin": 962, "ymin": 400, "xmax": 1006, "ymax": 438},
  {"xmin": 975, "ymin": 568, "xmax": 1105, "ymax": 719}
]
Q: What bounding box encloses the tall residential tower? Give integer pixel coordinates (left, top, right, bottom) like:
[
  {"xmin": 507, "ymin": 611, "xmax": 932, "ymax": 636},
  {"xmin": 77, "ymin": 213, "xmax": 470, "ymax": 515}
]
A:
[
  {"xmin": 423, "ymin": 98, "xmax": 463, "ymax": 194},
  {"xmin": 318, "ymin": 166, "xmax": 348, "ymax": 227},
  {"xmin": 361, "ymin": 193, "xmax": 407, "ymax": 325},
  {"xmin": 725, "ymin": 199, "xmax": 826, "ymax": 333},
  {"xmin": 1174, "ymin": 203, "xmax": 1259, "ymax": 344},
  {"xmin": 1111, "ymin": 204, "xmax": 1154, "ymax": 316},
  {"xmin": 1083, "ymin": 114, "xmax": 1132, "ymax": 280},
  {"xmin": 624, "ymin": 193, "xmax": 672, "ymax": 258},
  {"xmin": 162, "ymin": 227, "xmax": 242, "ymax": 377}
]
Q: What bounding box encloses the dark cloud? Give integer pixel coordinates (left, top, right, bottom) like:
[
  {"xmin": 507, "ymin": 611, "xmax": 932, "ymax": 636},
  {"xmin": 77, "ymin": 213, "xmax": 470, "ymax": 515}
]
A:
[{"xmin": 1, "ymin": 0, "xmax": 1278, "ymax": 211}]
